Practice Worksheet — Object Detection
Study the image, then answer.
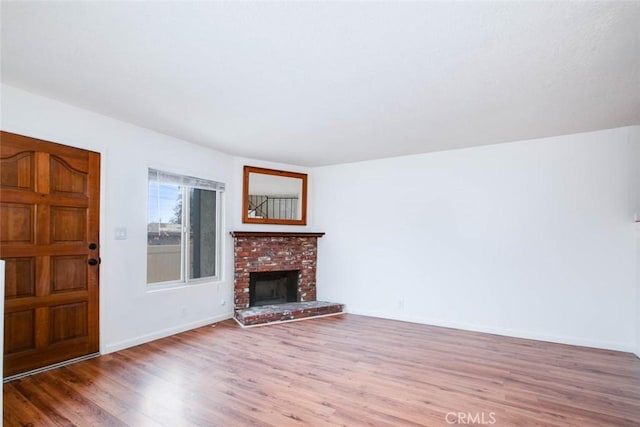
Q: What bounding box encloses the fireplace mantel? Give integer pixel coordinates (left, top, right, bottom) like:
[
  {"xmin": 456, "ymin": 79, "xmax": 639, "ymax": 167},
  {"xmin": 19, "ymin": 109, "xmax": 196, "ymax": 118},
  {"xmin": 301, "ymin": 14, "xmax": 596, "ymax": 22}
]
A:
[{"xmin": 230, "ymin": 231, "xmax": 325, "ymax": 238}]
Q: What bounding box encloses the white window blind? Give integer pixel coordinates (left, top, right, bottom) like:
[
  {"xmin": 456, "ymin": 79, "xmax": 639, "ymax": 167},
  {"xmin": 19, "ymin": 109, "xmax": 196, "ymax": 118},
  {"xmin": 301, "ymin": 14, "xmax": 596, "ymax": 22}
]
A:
[{"xmin": 148, "ymin": 168, "xmax": 225, "ymax": 192}]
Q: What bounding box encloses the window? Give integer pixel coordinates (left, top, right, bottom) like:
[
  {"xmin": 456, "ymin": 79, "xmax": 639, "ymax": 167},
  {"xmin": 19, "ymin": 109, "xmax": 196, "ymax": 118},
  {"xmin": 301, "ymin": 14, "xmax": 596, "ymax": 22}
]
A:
[{"xmin": 147, "ymin": 169, "xmax": 224, "ymax": 285}]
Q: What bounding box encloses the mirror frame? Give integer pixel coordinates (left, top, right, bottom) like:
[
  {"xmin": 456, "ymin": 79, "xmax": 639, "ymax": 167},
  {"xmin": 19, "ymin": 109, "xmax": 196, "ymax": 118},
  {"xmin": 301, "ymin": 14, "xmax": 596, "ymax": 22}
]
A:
[{"xmin": 242, "ymin": 165, "xmax": 308, "ymax": 226}]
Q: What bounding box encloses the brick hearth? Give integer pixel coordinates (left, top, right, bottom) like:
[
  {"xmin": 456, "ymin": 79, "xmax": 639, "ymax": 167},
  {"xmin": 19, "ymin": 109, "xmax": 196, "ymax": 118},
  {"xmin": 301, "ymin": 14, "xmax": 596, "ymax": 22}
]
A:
[
  {"xmin": 236, "ymin": 301, "xmax": 344, "ymax": 327},
  {"xmin": 231, "ymin": 231, "xmax": 344, "ymax": 326}
]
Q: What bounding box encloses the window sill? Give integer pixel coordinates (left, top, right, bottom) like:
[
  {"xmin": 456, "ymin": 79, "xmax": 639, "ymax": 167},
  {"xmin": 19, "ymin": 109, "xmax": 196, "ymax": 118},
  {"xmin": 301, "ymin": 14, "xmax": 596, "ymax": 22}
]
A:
[{"xmin": 146, "ymin": 277, "xmax": 223, "ymax": 292}]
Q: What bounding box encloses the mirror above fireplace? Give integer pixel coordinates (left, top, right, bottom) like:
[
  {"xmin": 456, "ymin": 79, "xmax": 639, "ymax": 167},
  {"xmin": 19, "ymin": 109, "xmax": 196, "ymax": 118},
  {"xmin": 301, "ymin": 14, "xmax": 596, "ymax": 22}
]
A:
[{"xmin": 242, "ymin": 165, "xmax": 308, "ymax": 225}]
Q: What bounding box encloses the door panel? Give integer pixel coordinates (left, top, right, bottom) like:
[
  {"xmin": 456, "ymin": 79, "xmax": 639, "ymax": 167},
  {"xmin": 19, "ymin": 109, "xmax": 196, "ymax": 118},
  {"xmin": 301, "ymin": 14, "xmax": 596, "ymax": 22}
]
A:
[
  {"xmin": 50, "ymin": 256, "xmax": 87, "ymax": 293},
  {"xmin": 50, "ymin": 207, "xmax": 87, "ymax": 242},
  {"xmin": 50, "ymin": 302, "xmax": 88, "ymax": 343},
  {"xmin": 50, "ymin": 156, "xmax": 88, "ymax": 194},
  {"xmin": 0, "ymin": 203, "xmax": 35, "ymax": 244},
  {"xmin": 0, "ymin": 151, "xmax": 34, "ymax": 189},
  {"xmin": 4, "ymin": 257, "xmax": 36, "ymax": 298},
  {"xmin": 1, "ymin": 131, "xmax": 100, "ymax": 377},
  {"xmin": 4, "ymin": 310, "xmax": 35, "ymax": 353}
]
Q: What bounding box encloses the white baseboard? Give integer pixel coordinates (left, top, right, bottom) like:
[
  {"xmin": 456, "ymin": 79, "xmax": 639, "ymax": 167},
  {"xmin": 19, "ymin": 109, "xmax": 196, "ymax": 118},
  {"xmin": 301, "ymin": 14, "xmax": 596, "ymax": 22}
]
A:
[
  {"xmin": 346, "ymin": 308, "xmax": 636, "ymax": 354},
  {"xmin": 102, "ymin": 312, "xmax": 233, "ymax": 354}
]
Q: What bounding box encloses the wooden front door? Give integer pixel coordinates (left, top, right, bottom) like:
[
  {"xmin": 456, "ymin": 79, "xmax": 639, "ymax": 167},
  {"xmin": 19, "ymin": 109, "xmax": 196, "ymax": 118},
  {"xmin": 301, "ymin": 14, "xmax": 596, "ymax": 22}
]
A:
[{"xmin": 1, "ymin": 131, "xmax": 100, "ymax": 378}]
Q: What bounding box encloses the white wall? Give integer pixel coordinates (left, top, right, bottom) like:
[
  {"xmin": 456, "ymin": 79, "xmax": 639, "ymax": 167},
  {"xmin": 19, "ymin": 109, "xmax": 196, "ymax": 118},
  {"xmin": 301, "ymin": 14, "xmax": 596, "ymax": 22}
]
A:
[
  {"xmin": 314, "ymin": 126, "xmax": 639, "ymax": 352},
  {"xmin": 1, "ymin": 84, "xmax": 241, "ymax": 354},
  {"xmin": 632, "ymin": 125, "xmax": 640, "ymax": 358},
  {"xmin": 636, "ymin": 219, "xmax": 640, "ymax": 358},
  {"xmin": 1, "ymin": 259, "xmax": 5, "ymax": 415}
]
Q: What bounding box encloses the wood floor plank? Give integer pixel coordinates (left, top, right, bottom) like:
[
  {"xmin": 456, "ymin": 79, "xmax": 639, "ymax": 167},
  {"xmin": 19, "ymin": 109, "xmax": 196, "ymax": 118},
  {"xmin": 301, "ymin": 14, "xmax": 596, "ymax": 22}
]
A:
[
  {"xmin": 3, "ymin": 384, "xmax": 62, "ymax": 426},
  {"xmin": 4, "ymin": 314, "xmax": 640, "ymax": 426}
]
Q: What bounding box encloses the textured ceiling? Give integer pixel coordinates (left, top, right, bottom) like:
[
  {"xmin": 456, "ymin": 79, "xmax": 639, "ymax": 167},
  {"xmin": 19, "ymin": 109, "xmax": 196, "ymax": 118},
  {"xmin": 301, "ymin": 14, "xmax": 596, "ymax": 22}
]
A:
[{"xmin": 2, "ymin": 2, "xmax": 639, "ymax": 166}]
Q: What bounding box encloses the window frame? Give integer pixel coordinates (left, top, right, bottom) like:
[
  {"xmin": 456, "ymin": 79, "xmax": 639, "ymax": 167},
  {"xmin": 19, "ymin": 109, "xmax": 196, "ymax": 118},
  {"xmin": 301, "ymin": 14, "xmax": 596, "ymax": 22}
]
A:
[{"xmin": 146, "ymin": 168, "xmax": 224, "ymax": 288}]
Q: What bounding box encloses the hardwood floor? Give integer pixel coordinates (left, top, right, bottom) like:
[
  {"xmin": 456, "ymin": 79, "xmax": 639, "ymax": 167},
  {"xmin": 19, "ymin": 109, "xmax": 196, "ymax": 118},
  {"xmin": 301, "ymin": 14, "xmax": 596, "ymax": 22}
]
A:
[{"xmin": 4, "ymin": 314, "xmax": 640, "ymax": 426}]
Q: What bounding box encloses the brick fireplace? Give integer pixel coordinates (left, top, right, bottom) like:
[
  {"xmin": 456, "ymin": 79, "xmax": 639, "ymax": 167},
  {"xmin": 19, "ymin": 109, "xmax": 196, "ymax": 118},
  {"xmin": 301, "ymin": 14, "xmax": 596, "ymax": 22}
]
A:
[{"xmin": 231, "ymin": 231, "xmax": 344, "ymax": 326}]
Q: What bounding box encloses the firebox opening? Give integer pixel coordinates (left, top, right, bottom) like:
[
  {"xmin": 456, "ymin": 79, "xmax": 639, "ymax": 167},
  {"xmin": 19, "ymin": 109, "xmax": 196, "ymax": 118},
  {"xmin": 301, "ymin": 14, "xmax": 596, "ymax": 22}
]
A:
[{"xmin": 250, "ymin": 270, "xmax": 299, "ymax": 307}]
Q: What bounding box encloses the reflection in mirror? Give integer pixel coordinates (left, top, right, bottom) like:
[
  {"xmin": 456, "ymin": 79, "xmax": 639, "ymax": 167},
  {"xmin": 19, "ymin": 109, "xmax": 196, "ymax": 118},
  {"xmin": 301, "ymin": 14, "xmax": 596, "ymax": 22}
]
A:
[
  {"xmin": 243, "ymin": 166, "xmax": 307, "ymax": 225},
  {"xmin": 248, "ymin": 173, "xmax": 301, "ymax": 220}
]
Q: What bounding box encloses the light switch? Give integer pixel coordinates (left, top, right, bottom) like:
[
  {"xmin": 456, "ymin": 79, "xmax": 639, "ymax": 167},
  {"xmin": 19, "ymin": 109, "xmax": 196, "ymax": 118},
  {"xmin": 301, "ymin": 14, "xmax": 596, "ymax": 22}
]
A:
[{"xmin": 114, "ymin": 227, "xmax": 127, "ymax": 240}]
